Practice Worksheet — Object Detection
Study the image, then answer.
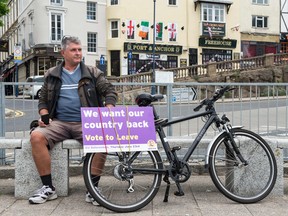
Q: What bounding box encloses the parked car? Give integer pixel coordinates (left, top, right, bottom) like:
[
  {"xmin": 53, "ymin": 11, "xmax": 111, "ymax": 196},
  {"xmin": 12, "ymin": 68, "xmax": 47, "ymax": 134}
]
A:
[{"xmin": 23, "ymin": 75, "xmax": 44, "ymax": 99}]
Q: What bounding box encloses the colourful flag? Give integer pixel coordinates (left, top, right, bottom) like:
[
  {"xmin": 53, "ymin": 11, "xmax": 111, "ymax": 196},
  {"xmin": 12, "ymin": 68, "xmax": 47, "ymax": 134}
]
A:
[
  {"xmin": 168, "ymin": 23, "xmax": 177, "ymax": 40},
  {"xmin": 156, "ymin": 22, "xmax": 163, "ymax": 40},
  {"xmin": 126, "ymin": 20, "xmax": 135, "ymax": 38},
  {"xmin": 139, "ymin": 21, "xmax": 149, "ymax": 38}
]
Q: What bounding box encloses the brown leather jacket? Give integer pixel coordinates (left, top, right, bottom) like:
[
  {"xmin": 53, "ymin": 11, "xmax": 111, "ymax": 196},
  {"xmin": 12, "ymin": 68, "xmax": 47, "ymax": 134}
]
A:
[{"xmin": 38, "ymin": 62, "xmax": 117, "ymax": 119}]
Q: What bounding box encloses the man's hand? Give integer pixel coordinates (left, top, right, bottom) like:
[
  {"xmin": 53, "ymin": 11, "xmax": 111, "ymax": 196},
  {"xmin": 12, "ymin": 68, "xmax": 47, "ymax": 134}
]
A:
[
  {"xmin": 38, "ymin": 117, "xmax": 52, "ymax": 127},
  {"xmin": 105, "ymin": 104, "xmax": 115, "ymax": 108}
]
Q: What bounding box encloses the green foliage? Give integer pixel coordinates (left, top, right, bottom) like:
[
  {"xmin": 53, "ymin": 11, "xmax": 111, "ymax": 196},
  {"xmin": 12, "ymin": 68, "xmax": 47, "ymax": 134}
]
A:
[{"xmin": 0, "ymin": 0, "xmax": 9, "ymax": 27}]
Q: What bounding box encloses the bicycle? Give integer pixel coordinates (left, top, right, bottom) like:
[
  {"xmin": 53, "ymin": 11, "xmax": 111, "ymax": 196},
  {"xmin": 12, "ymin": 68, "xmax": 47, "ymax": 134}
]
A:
[{"xmin": 83, "ymin": 86, "xmax": 277, "ymax": 213}]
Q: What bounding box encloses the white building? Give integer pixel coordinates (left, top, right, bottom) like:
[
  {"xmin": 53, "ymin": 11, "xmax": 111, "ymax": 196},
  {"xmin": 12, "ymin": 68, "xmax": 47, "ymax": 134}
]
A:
[
  {"xmin": 1, "ymin": 0, "xmax": 107, "ymax": 84},
  {"xmin": 0, "ymin": 0, "xmax": 283, "ymax": 88},
  {"xmin": 239, "ymin": 0, "xmax": 280, "ymax": 58}
]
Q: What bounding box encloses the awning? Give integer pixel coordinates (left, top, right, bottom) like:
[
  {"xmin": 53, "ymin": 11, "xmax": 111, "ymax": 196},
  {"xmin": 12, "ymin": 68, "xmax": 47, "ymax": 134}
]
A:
[
  {"xmin": 194, "ymin": 0, "xmax": 233, "ymax": 13},
  {"xmin": 0, "ymin": 65, "xmax": 16, "ymax": 79}
]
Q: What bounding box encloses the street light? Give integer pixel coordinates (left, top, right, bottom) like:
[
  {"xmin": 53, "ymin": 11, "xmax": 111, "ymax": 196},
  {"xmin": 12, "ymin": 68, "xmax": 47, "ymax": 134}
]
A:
[{"xmin": 151, "ymin": 0, "xmax": 156, "ymax": 94}]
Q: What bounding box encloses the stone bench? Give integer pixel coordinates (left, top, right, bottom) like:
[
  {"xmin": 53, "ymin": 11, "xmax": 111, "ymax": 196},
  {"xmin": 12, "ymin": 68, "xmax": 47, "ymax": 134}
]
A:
[
  {"xmin": 14, "ymin": 139, "xmax": 82, "ymax": 198},
  {"xmin": 0, "ymin": 137, "xmax": 285, "ymax": 198}
]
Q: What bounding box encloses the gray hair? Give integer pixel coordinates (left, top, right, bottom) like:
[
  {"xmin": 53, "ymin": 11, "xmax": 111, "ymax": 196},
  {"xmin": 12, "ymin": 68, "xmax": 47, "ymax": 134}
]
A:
[{"xmin": 61, "ymin": 36, "xmax": 81, "ymax": 50}]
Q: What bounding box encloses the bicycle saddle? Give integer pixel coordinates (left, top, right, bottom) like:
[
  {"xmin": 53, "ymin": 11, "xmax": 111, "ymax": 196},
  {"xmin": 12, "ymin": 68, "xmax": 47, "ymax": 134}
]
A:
[{"xmin": 135, "ymin": 93, "xmax": 164, "ymax": 106}]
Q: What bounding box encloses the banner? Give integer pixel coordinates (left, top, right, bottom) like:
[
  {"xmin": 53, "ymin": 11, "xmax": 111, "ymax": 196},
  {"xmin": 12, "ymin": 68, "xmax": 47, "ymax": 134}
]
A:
[
  {"xmin": 168, "ymin": 23, "xmax": 177, "ymax": 40},
  {"xmin": 139, "ymin": 21, "xmax": 149, "ymax": 38},
  {"xmin": 156, "ymin": 22, "xmax": 163, "ymax": 41},
  {"xmin": 81, "ymin": 106, "xmax": 157, "ymax": 153},
  {"xmin": 126, "ymin": 20, "xmax": 135, "ymax": 39}
]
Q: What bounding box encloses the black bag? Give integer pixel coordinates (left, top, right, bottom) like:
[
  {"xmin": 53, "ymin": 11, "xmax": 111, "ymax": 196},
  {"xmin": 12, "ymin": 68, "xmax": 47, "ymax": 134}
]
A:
[{"xmin": 30, "ymin": 119, "xmax": 39, "ymax": 133}]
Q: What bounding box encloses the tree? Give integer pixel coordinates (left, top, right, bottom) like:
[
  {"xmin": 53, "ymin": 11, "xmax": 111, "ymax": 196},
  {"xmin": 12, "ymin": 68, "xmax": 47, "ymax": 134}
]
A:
[{"xmin": 0, "ymin": 0, "xmax": 9, "ymax": 27}]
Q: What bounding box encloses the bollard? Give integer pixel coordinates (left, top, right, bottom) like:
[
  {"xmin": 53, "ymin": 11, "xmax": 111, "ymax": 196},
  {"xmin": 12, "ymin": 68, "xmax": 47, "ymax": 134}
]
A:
[{"xmin": 0, "ymin": 83, "xmax": 6, "ymax": 165}]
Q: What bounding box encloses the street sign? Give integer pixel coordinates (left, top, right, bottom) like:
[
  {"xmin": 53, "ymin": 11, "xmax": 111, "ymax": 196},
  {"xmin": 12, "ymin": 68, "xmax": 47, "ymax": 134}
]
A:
[
  {"xmin": 155, "ymin": 71, "xmax": 174, "ymax": 83},
  {"xmin": 14, "ymin": 45, "xmax": 22, "ymax": 60},
  {"xmin": 146, "ymin": 54, "xmax": 160, "ymax": 59},
  {"xmin": 128, "ymin": 50, "xmax": 132, "ymax": 59},
  {"xmin": 172, "ymin": 87, "xmax": 197, "ymax": 102},
  {"xmin": 100, "ymin": 55, "xmax": 105, "ymax": 65}
]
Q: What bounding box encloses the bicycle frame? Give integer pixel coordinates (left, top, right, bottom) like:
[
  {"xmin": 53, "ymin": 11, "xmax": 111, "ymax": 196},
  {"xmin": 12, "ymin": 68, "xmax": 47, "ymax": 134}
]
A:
[{"xmin": 156, "ymin": 109, "xmax": 217, "ymax": 164}]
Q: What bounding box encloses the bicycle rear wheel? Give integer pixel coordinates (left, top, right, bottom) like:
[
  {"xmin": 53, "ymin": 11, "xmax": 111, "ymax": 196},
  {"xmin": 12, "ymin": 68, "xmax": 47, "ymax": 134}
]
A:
[
  {"xmin": 83, "ymin": 151, "xmax": 163, "ymax": 213},
  {"xmin": 208, "ymin": 128, "xmax": 277, "ymax": 203}
]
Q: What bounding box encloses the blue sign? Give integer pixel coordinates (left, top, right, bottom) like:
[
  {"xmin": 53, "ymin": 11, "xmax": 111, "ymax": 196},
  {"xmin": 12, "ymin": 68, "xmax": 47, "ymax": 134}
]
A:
[
  {"xmin": 100, "ymin": 55, "xmax": 105, "ymax": 65},
  {"xmin": 128, "ymin": 51, "xmax": 132, "ymax": 60}
]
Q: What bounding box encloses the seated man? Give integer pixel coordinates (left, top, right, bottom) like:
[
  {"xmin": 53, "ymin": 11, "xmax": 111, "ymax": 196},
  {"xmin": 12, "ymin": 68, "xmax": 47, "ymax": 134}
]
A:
[{"xmin": 28, "ymin": 36, "xmax": 117, "ymax": 204}]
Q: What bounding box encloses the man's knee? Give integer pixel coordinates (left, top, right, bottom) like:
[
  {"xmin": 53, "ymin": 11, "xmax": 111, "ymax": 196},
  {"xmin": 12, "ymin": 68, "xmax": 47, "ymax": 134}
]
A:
[{"xmin": 30, "ymin": 131, "xmax": 48, "ymax": 148}]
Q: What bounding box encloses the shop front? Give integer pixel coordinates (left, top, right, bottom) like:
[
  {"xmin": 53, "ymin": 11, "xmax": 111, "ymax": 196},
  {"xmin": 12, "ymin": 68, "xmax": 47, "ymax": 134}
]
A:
[
  {"xmin": 198, "ymin": 37, "xmax": 237, "ymax": 64},
  {"xmin": 123, "ymin": 42, "xmax": 182, "ymax": 75},
  {"xmin": 241, "ymin": 41, "xmax": 279, "ymax": 58}
]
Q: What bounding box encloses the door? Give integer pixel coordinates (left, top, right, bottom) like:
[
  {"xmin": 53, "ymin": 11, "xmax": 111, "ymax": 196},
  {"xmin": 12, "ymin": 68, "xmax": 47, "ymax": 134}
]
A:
[
  {"xmin": 189, "ymin": 48, "xmax": 198, "ymax": 65},
  {"xmin": 110, "ymin": 51, "xmax": 120, "ymax": 76}
]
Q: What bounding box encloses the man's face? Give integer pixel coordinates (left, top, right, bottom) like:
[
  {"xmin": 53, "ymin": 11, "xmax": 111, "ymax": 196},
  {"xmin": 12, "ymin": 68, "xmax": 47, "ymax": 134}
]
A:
[{"xmin": 61, "ymin": 42, "xmax": 82, "ymax": 65}]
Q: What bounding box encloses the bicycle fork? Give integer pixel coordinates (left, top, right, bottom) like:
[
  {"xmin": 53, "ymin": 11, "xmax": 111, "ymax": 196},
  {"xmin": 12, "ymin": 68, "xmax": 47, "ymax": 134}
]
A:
[{"xmin": 223, "ymin": 125, "xmax": 248, "ymax": 166}]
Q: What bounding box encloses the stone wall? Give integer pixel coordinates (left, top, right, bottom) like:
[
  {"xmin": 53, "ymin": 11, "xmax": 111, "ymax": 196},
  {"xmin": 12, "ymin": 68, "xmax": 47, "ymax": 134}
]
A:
[{"xmin": 199, "ymin": 65, "xmax": 288, "ymax": 83}]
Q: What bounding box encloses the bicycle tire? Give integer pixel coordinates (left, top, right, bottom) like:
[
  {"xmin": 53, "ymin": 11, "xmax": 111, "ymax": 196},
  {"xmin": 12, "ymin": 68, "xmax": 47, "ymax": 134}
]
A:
[
  {"xmin": 83, "ymin": 151, "xmax": 163, "ymax": 213},
  {"xmin": 208, "ymin": 128, "xmax": 277, "ymax": 203}
]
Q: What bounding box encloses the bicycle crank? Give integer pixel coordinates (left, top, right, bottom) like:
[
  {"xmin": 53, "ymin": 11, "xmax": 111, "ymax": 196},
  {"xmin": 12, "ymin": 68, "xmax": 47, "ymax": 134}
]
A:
[{"xmin": 168, "ymin": 161, "xmax": 191, "ymax": 183}]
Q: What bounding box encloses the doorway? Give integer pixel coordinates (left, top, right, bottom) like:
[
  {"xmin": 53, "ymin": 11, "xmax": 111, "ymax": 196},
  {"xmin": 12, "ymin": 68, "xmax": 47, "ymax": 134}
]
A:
[
  {"xmin": 110, "ymin": 51, "xmax": 120, "ymax": 76},
  {"xmin": 189, "ymin": 48, "xmax": 198, "ymax": 65}
]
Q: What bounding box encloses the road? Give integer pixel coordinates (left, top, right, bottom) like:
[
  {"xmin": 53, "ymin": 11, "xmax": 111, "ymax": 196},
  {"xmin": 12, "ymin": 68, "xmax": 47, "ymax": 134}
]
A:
[{"xmin": 3, "ymin": 97, "xmax": 288, "ymax": 137}]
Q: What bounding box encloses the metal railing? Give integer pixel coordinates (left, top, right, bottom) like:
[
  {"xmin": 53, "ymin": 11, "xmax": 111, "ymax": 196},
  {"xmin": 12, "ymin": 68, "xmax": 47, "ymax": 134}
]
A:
[{"xmin": 1, "ymin": 82, "xmax": 288, "ymax": 165}]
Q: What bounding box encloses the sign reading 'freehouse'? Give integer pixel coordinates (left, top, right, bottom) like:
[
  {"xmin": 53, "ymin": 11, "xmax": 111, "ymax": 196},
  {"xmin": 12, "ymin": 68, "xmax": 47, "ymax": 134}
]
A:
[{"xmin": 81, "ymin": 106, "xmax": 157, "ymax": 153}]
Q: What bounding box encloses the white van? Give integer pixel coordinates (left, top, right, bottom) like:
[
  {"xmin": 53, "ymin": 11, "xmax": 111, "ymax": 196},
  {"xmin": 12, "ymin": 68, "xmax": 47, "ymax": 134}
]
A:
[{"xmin": 23, "ymin": 75, "xmax": 44, "ymax": 99}]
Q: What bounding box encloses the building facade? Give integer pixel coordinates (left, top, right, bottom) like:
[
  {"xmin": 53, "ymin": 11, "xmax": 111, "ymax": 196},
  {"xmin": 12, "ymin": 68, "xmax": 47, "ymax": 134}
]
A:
[
  {"xmin": 240, "ymin": 0, "xmax": 281, "ymax": 58},
  {"xmin": 0, "ymin": 0, "xmax": 282, "ymax": 87},
  {"xmin": 0, "ymin": 0, "xmax": 107, "ymax": 85},
  {"xmin": 107, "ymin": 0, "xmax": 242, "ymax": 76}
]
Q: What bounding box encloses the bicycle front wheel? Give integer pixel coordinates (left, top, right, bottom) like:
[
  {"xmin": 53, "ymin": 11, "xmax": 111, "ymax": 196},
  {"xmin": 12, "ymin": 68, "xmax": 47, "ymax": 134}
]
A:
[
  {"xmin": 208, "ymin": 128, "xmax": 277, "ymax": 203},
  {"xmin": 83, "ymin": 151, "xmax": 163, "ymax": 213}
]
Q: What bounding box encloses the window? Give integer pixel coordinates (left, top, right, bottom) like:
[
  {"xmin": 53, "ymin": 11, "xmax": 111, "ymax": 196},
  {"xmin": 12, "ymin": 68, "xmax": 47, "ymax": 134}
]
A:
[
  {"xmin": 87, "ymin": 32, "xmax": 97, "ymax": 53},
  {"xmin": 111, "ymin": 21, "xmax": 119, "ymax": 38},
  {"xmin": 51, "ymin": 13, "xmax": 62, "ymax": 42},
  {"xmin": 87, "ymin": 2, "xmax": 96, "ymax": 21},
  {"xmin": 168, "ymin": 0, "xmax": 177, "ymax": 5},
  {"xmin": 252, "ymin": 0, "xmax": 268, "ymax": 4},
  {"xmin": 252, "ymin": 16, "xmax": 268, "ymax": 28},
  {"xmin": 202, "ymin": 3, "xmax": 225, "ymax": 22},
  {"xmin": 51, "ymin": 0, "xmax": 62, "ymax": 5},
  {"xmin": 29, "ymin": 13, "xmax": 33, "ymax": 33},
  {"xmin": 281, "ymin": 42, "xmax": 288, "ymax": 53},
  {"xmin": 111, "ymin": 0, "xmax": 118, "ymax": 5}
]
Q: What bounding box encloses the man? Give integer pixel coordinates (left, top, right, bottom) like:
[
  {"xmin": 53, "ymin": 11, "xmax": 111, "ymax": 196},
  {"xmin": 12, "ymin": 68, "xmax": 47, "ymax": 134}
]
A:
[{"xmin": 28, "ymin": 36, "xmax": 117, "ymax": 205}]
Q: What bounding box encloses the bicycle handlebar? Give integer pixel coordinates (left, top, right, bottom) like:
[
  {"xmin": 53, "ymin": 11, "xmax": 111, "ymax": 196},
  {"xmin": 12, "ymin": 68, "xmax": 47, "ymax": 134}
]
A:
[{"xmin": 193, "ymin": 86, "xmax": 234, "ymax": 112}]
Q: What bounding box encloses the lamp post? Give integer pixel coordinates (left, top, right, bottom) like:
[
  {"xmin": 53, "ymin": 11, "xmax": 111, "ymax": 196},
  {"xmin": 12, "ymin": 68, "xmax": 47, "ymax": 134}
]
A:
[{"xmin": 151, "ymin": 0, "xmax": 156, "ymax": 94}]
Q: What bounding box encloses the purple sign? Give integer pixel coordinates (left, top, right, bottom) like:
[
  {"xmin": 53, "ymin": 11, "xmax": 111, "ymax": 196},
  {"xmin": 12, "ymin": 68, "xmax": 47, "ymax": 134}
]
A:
[{"xmin": 81, "ymin": 106, "xmax": 157, "ymax": 153}]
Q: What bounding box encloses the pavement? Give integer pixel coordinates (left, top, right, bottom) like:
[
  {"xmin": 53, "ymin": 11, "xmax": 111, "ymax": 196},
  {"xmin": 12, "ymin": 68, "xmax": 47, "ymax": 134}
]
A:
[{"xmin": 0, "ymin": 174, "xmax": 288, "ymax": 216}]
